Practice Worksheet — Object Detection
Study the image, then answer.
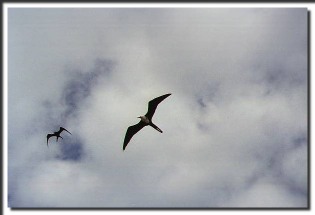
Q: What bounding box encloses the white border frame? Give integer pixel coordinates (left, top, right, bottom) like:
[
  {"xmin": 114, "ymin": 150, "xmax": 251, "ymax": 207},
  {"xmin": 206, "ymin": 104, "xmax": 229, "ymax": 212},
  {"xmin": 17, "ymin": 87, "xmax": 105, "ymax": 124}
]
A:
[{"xmin": 3, "ymin": 3, "xmax": 313, "ymax": 215}]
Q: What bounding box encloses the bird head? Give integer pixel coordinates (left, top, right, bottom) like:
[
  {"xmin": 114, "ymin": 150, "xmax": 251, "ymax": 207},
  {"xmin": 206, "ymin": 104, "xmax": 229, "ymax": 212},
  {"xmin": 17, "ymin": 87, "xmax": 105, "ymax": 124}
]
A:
[{"xmin": 137, "ymin": 116, "xmax": 145, "ymax": 121}]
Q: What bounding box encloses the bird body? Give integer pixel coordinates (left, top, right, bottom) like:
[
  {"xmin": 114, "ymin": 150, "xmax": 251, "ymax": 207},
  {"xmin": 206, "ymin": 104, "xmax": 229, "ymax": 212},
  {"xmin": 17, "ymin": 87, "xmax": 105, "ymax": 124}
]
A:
[
  {"xmin": 123, "ymin": 93, "xmax": 171, "ymax": 150},
  {"xmin": 138, "ymin": 115, "xmax": 150, "ymax": 124},
  {"xmin": 47, "ymin": 127, "xmax": 72, "ymax": 147}
]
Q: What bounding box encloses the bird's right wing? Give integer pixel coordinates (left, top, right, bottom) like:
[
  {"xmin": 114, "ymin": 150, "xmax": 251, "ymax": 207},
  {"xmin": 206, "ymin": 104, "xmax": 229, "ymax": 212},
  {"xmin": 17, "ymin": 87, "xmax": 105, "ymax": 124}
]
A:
[
  {"xmin": 59, "ymin": 127, "xmax": 72, "ymax": 135},
  {"xmin": 123, "ymin": 121, "xmax": 147, "ymax": 151}
]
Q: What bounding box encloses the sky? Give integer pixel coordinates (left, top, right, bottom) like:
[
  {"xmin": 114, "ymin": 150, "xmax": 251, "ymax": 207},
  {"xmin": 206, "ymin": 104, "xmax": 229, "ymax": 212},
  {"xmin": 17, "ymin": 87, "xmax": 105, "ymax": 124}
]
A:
[{"xmin": 6, "ymin": 7, "xmax": 308, "ymax": 208}]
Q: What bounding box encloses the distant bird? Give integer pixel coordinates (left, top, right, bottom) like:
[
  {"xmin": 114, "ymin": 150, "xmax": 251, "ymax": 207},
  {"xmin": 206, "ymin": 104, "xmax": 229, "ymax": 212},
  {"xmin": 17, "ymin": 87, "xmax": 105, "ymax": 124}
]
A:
[
  {"xmin": 47, "ymin": 127, "xmax": 72, "ymax": 147},
  {"xmin": 123, "ymin": 93, "xmax": 171, "ymax": 151}
]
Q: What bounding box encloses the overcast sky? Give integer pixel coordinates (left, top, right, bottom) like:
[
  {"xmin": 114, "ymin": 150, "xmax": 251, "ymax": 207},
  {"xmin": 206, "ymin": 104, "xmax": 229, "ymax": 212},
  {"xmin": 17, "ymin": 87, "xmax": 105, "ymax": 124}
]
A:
[{"xmin": 7, "ymin": 7, "xmax": 308, "ymax": 208}]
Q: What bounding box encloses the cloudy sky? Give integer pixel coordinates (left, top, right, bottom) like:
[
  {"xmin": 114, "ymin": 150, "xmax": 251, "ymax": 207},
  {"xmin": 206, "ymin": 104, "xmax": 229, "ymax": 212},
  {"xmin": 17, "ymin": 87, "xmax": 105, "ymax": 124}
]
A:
[{"xmin": 7, "ymin": 7, "xmax": 308, "ymax": 208}]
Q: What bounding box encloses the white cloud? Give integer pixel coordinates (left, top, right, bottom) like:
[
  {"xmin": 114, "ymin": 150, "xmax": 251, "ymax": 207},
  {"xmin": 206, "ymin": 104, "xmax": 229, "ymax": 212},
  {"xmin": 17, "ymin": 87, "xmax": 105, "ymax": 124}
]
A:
[{"xmin": 227, "ymin": 178, "xmax": 307, "ymax": 207}]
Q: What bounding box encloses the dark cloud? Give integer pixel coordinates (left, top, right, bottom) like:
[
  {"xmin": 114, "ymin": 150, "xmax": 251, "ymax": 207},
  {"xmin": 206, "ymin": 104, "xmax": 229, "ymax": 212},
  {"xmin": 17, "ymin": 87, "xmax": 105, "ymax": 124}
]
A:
[
  {"xmin": 195, "ymin": 82, "xmax": 221, "ymax": 109},
  {"xmin": 41, "ymin": 59, "xmax": 114, "ymax": 161},
  {"xmin": 61, "ymin": 58, "xmax": 114, "ymax": 119},
  {"xmin": 56, "ymin": 140, "xmax": 84, "ymax": 161}
]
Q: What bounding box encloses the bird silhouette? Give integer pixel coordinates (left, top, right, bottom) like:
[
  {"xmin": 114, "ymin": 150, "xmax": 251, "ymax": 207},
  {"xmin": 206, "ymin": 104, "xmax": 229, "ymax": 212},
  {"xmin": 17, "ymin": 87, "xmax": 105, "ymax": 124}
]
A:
[
  {"xmin": 123, "ymin": 93, "xmax": 171, "ymax": 151},
  {"xmin": 47, "ymin": 127, "xmax": 72, "ymax": 147}
]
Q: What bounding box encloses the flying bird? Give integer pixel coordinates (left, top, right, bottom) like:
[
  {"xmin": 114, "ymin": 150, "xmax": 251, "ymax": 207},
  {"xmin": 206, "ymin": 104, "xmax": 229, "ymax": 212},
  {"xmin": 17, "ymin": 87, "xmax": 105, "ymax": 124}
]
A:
[
  {"xmin": 47, "ymin": 127, "xmax": 72, "ymax": 147},
  {"xmin": 123, "ymin": 93, "xmax": 171, "ymax": 151}
]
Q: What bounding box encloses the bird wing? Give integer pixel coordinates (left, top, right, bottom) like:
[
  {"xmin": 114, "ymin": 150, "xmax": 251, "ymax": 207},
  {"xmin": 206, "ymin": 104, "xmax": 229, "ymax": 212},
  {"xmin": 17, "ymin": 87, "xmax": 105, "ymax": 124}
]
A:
[
  {"xmin": 47, "ymin": 134, "xmax": 54, "ymax": 147},
  {"xmin": 123, "ymin": 121, "xmax": 147, "ymax": 150},
  {"xmin": 145, "ymin": 93, "xmax": 171, "ymax": 120},
  {"xmin": 59, "ymin": 127, "xmax": 72, "ymax": 135}
]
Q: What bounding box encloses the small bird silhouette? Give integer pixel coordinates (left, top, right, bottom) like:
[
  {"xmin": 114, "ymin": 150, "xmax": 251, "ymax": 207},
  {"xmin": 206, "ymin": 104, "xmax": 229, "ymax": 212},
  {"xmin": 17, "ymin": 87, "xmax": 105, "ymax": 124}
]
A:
[
  {"xmin": 47, "ymin": 127, "xmax": 72, "ymax": 147},
  {"xmin": 123, "ymin": 93, "xmax": 171, "ymax": 151}
]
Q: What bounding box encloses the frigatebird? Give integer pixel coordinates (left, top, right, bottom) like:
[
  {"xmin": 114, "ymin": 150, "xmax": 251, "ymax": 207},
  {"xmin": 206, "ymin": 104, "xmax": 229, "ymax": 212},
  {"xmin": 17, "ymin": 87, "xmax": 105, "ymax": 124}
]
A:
[
  {"xmin": 47, "ymin": 127, "xmax": 72, "ymax": 147},
  {"xmin": 123, "ymin": 93, "xmax": 171, "ymax": 151}
]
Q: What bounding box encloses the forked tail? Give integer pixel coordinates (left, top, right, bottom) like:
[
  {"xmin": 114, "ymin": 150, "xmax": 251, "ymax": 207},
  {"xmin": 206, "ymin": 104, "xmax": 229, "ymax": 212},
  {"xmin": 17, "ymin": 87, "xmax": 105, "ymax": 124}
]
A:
[{"xmin": 150, "ymin": 122, "xmax": 163, "ymax": 133}]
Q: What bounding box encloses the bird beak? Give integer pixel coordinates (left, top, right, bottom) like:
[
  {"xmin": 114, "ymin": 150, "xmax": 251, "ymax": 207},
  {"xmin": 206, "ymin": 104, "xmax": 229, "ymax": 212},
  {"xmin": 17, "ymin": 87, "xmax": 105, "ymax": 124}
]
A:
[{"xmin": 137, "ymin": 116, "xmax": 141, "ymax": 118}]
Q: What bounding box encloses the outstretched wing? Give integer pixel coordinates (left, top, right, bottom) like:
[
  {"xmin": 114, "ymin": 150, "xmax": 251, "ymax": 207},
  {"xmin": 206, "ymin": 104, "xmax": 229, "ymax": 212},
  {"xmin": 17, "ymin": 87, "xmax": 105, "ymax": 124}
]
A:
[
  {"xmin": 145, "ymin": 93, "xmax": 171, "ymax": 120},
  {"xmin": 123, "ymin": 121, "xmax": 147, "ymax": 151},
  {"xmin": 47, "ymin": 134, "xmax": 54, "ymax": 147},
  {"xmin": 59, "ymin": 127, "xmax": 72, "ymax": 135}
]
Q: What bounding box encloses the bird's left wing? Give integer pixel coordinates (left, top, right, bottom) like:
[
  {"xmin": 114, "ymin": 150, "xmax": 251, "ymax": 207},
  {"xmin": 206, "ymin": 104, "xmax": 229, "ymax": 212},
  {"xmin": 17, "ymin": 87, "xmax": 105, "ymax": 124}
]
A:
[
  {"xmin": 145, "ymin": 93, "xmax": 171, "ymax": 120},
  {"xmin": 123, "ymin": 121, "xmax": 147, "ymax": 151}
]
